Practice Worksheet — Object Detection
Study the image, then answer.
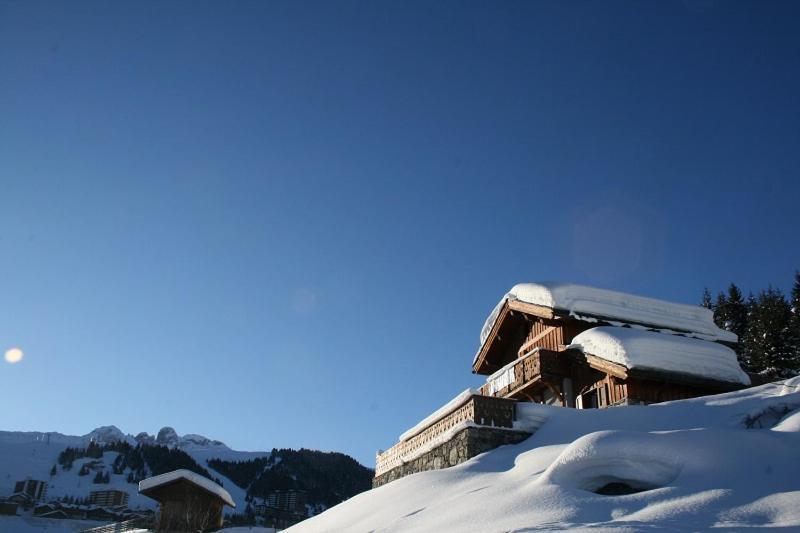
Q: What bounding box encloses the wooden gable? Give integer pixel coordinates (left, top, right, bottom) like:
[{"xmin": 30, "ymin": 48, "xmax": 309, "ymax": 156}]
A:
[{"xmin": 473, "ymin": 300, "xmax": 592, "ymax": 375}]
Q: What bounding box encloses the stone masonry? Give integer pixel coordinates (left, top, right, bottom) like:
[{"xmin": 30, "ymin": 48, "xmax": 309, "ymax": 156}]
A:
[{"xmin": 372, "ymin": 426, "xmax": 531, "ymax": 488}]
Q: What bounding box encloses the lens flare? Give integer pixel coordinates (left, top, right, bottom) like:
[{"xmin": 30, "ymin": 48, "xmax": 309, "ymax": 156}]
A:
[{"xmin": 4, "ymin": 348, "xmax": 23, "ymax": 364}]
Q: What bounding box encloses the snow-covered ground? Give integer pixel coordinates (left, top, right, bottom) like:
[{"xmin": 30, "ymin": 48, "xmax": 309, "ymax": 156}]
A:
[
  {"xmin": 289, "ymin": 377, "xmax": 800, "ymax": 532},
  {"xmin": 0, "ymin": 515, "xmax": 108, "ymax": 532},
  {"xmin": 0, "ymin": 426, "xmax": 268, "ymax": 511}
]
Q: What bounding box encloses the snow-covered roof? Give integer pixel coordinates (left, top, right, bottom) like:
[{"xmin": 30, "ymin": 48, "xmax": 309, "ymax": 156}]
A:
[
  {"xmin": 568, "ymin": 326, "xmax": 750, "ymax": 385},
  {"xmin": 138, "ymin": 469, "xmax": 235, "ymax": 507},
  {"xmin": 478, "ymin": 283, "xmax": 737, "ymax": 360}
]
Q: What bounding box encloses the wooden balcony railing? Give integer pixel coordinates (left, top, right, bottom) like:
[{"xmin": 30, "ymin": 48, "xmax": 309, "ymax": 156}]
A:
[
  {"xmin": 479, "ymin": 348, "xmax": 569, "ymax": 399},
  {"xmin": 375, "ymin": 394, "xmax": 516, "ymax": 477}
]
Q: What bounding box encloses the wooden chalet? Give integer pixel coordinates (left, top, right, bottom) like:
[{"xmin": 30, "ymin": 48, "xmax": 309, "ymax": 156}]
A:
[
  {"xmin": 139, "ymin": 469, "xmax": 235, "ymax": 532},
  {"xmin": 473, "ymin": 283, "xmax": 748, "ymax": 408},
  {"xmin": 375, "ymin": 282, "xmax": 751, "ymax": 486}
]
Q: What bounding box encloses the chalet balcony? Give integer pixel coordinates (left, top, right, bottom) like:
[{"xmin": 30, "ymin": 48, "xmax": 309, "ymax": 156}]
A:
[{"xmin": 478, "ymin": 348, "xmax": 571, "ymax": 402}]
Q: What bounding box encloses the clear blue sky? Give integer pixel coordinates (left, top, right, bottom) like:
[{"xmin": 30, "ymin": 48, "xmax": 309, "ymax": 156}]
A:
[{"xmin": 1, "ymin": 0, "xmax": 798, "ymax": 467}]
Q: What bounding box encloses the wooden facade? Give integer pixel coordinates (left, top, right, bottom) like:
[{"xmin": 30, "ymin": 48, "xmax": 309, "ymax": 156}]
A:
[
  {"xmin": 140, "ymin": 475, "xmax": 232, "ymax": 532},
  {"xmin": 474, "ymin": 300, "xmax": 744, "ymax": 409}
]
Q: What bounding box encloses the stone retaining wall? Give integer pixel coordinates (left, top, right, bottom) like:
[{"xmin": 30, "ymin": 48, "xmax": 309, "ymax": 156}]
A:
[{"xmin": 372, "ymin": 426, "xmax": 531, "ymax": 488}]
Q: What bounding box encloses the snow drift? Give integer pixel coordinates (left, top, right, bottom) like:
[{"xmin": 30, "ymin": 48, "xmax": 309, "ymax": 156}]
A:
[{"xmin": 288, "ymin": 377, "xmax": 800, "ymax": 532}]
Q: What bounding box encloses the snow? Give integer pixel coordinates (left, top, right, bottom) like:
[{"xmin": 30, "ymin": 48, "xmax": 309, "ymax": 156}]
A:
[
  {"xmin": 397, "ymin": 389, "xmax": 480, "ymax": 442},
  {"xmin": 477, "ymin": 283, "xmax": 737, "ymax": 363},
  {"xmin": 0, "ymin": 425, "xmax": 268, "ymax": 515},
  {"xmin": 218, "ymin": 526, "xmax": 278, "ymax": 533},
  {"xmin": 485, "ymin": 355, "xmax": 525, "ymax": 395},
  {"xmin": 287, "ymin": 377, "xmax": 800, "ymax": 532},
  {"xmin": 0, "ymin": 515, "xmax": 109, "ymax": 532},
  {"xmin": 139, "ymin": 469, "xmax": 236, "ymax": 507},
  {"xmin": 568, "ymin": 326, "xmax": 751, "ymax": 385}
]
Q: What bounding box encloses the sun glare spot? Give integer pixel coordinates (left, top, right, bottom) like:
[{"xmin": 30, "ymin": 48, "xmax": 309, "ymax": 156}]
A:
[{"xmin": 4, "ymin": 348, "xmax": 24, "ymax": 364}]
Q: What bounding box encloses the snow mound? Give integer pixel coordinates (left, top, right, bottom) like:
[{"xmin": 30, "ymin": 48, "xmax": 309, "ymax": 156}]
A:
[
  {"xmin": 568, "ymin": 326, "xmax": 750, "ymax": 385},
  {"xmin": 288, "ymin": 378, "xmax": 800, "ymax": 532},
  {"xmin": 479, "ymin": 282, "xmax": 737, "ymax": 349},
  {"xmin": 772, "ymin": 410, "xmax": 800, "ymax": 432},
  {"xmin": 539, "ymin": 430, "xmax": 682, "ymax": 493}
]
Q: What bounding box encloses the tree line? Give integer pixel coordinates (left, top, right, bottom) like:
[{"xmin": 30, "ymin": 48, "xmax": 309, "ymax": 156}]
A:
[
  {"xmin": 209, "ymin": 448, "xmax": 374, "ymax": 508},
  {"xmin": 56, "ymin": 440, "xmax": 222, "ymax": 486},
  {"xmin": 702, "ymin": 271, "xmax": 800, "ymax": 378}
]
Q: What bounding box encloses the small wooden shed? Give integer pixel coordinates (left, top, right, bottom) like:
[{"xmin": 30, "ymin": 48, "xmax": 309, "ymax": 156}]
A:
[{"xmin": 139, "ymin": 469, "xmax": 235, "ymax": 532}]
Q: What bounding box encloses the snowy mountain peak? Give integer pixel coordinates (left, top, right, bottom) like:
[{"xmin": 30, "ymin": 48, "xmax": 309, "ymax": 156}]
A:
[
  {"xmin": 83, "ymin": 425, "xmax": 133, "ymax": 445},
  {"xmin": 180, "ymin": 433, "xmax": 228, "ymax": 449},
  {"xmin": 148, "ymin": 426, "xmax": 228, "ymax": 449},
  {"xmin": 156, "ymin": 426, "xmax": 180, "ymax": 446},
  {"xmin": 135, "ymin": 431, "xmax": 155, "ymax": 445}
]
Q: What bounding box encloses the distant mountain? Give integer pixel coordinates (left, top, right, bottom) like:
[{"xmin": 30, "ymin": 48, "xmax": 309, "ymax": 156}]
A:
[{"xmin": 0, "ymin": 425, "xmax": 373, "ymax": 520}]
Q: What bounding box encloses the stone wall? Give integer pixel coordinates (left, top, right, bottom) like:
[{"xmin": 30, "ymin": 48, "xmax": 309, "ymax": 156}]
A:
[
  {"xmin": 375, "ymin": 394, "xmax": 518, "ymax": 477},
  {"xmin": 372, "ymin": 426, "xmax": 531, "ymax": 488}
]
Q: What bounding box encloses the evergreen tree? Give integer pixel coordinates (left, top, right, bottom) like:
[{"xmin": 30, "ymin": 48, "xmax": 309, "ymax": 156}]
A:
[
  {"xmin": 789, "ymin": 271, "xmax": 800, "ymax": 372},
  {"xmin": 50, "ymin": 464, "xmax": 57, "ymax": 477},
  {"xmin": 713, "ymin": 292, "xmax": 728, "ymax": 329},
  {"xmin": 724, "ymin": 284, "xmax": 748, "ymax": 342},
  {"xmin": 701, "ymin": 287, "xmax": 712, "ymax": 309},
  {"xmin": 743, "ymin": 287, "xmax": 795, "ymax": 377}
]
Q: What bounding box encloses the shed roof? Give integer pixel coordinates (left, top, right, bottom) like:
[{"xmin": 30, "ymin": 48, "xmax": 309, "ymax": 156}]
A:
[{"xmin": 138, "ymin": 469, "xmax": 235, "ymax": 507}]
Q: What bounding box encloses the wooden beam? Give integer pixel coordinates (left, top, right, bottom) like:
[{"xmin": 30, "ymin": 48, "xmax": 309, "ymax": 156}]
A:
[
  {"xmin": 507, "ymin": 300, "xmax": 554, "ymax": 320},
  {"xmin": 473, "ymin": 302, "xmax": 510, "ymax": 373},
  {"xmin": 583, "ymin": 353, "xmax": 629, "ymax": 380}
]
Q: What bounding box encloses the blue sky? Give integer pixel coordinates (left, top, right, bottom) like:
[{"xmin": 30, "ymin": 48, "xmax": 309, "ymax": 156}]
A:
[{"xmin": 1, "ymin": 0, "xmax": 798, "ymax": 466}]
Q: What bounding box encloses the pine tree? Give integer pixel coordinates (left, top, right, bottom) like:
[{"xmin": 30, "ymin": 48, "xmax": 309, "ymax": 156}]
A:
[
  {"xmin": 789, "ymin": 271, "xmax": 800, "ymax": 372},
  {"xmin": 725, "ymin": 283, "xmax": 748, "ymax": 342},
  {"xmin": 701, "ymin": 287, "xmax": 713, "ymax": 309},
  {"xmin": 714, "ymin": 291, "xmax": 728, "ymax": 329},
  {"xmin": 50, "ymin": 465, "xmax": 57, "ymax": 477},
  {"xmin": 743, "ymin": 287, "xmax": 795, "ymax": 377}
]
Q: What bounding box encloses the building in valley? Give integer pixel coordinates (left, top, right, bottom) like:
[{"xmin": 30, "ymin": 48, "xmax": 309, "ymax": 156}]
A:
[
  {"xmin": 375, "ymin": 282, "xmax": 750, "ymax": 486},
  {"xmin": 89, "ymin": 489, "xmax": 130, "ymax": 507},
  {"xmin": 13, "ymin": 479, "xmax": 48, "ymax": 502}
]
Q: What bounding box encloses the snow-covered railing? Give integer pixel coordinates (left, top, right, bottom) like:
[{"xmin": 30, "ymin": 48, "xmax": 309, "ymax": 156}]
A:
[
  {"xmin": 478, "ymin": 349, "xmax": 567, "ymax": 399},
  {"xmin": 375, "ymin": 393, "xmax": 516, "ymax": 477},
  {"xmin": 79, "ymin": 518, "xmax": 152, "ymax": 533}
]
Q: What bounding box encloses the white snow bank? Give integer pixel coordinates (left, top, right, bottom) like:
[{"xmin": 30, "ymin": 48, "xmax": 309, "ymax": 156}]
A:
[
  {"xmin": 288, "ymin": 377, "xmax": 800, "ymax": 532},
  {"xmin": 539, "ymin": 430, "xmax": 682, "ymax": 491},
  {"xmin": 772, "ymin": 409, "xmax": 800, "ymax": 432},
  {"xmin": 398, "ymin": 389, "xmax": 480, "ymax": 442},
  {"xmin": 479, "ymin": 282, "xmax": 737, "ymax": 353},
  {"xmin": 139, "ymin": 469, "xmax": 235, "ymax": 507},
  {"xmin": 568, "ymin": 326, "xmax": 750, "ymax": 385}
]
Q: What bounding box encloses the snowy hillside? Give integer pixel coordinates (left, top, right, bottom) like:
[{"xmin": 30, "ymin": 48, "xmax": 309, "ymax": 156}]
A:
[
  {"xmin": 0, "ymin": 426, "xmax": 268, "ymax": 511},
  {"xmin": 289, "ymin": 378, "xmax": 800, "ymax": 532}
]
